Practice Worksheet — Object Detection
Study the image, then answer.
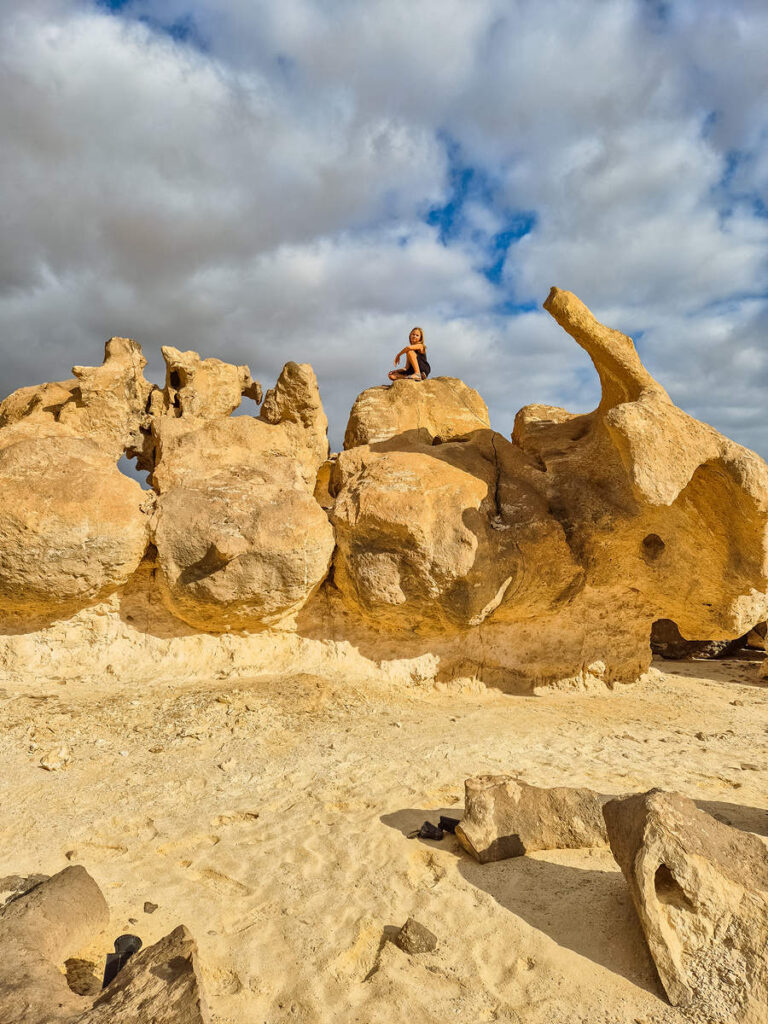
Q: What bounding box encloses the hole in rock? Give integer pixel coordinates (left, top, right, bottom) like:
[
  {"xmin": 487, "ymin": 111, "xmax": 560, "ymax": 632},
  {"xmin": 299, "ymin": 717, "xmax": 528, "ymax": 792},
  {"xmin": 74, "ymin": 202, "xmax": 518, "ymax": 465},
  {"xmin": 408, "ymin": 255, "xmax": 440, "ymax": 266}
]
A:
[
  {"xmin": 169, "ymin": 370, "xmax": 181, "ymax": 390},
  {"xmin": 654, "ymin": 864, "xmax": 694, "ymax": 911},
  {"xmin": 642, "ymin": 533, "xmax": 665, "ymax": 560},
  {"xmin": 118, "ymin": 453, "xmax": 153, "ymax": 491}
]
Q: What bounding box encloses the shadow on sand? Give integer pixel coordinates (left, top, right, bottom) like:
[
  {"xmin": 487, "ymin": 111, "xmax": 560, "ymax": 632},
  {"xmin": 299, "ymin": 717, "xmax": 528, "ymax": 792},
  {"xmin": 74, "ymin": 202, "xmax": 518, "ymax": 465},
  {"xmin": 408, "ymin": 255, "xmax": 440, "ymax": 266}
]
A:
[{"xmin": 381, "ymin": 792, "xmax": 768, "ymax": 992}]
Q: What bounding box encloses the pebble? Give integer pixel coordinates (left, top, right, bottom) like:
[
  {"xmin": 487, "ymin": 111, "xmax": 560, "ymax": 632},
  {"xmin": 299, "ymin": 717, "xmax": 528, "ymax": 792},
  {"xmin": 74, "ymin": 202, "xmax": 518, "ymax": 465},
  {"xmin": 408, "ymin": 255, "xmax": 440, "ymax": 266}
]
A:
[
  {"xmin": 39, "ymin": 746, "xmax": 71, "ymax": 771},
  {"xmin": 395, "ymin": 917, "xmax": 438, "ymax": 955}
]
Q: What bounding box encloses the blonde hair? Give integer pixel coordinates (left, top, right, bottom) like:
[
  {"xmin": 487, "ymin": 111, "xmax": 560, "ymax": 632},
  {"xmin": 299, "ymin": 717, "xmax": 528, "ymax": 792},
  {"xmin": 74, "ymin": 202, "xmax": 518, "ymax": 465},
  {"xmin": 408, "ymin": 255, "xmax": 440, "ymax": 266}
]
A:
[{"xmin": 410, "ymin": 326, "xmax": 426, "ymax": 350}]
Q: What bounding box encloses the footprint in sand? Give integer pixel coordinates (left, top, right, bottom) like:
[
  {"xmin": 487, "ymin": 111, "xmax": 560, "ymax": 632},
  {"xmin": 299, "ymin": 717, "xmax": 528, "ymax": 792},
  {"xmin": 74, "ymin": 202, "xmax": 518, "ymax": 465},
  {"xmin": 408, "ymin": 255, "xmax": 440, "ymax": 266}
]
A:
[
  {"xmin": 155, "ymin": 833, "xmax": 221, "ymax": 856},
  {"xmin": 64, "ymin": 842, "xmax": 128, "ymax": 862},
  {"xmin": 210, "ymin": 811, "xmax": 259, "ymax": 827}
]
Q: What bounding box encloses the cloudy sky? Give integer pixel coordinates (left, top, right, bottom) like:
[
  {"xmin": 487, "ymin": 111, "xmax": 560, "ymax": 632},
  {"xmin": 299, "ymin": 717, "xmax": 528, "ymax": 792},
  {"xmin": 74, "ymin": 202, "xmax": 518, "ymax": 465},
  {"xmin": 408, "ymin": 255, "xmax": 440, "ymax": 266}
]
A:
[{"xmin": 1, "ymin": 0, "xmax": 767, "ymax": 455}]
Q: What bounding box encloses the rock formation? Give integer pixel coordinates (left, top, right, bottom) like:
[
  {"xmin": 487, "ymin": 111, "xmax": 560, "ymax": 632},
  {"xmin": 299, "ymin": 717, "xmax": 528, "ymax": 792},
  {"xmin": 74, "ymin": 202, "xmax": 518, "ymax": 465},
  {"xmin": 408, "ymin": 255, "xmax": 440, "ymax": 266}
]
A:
[
  {"xmin": 0, "ymin": 866, "xmax": 209, "ymax": 1024},
  {"xmin": 603, "ymin": 789, "xmax": 768, "ymax": 1022},
  {"xmin": 455, "ymin": 775, "xmax": 609, "ymax": 862},
  {"xmin": 0, "ymin": 287, "xmax": 766, "ymax": 690}
]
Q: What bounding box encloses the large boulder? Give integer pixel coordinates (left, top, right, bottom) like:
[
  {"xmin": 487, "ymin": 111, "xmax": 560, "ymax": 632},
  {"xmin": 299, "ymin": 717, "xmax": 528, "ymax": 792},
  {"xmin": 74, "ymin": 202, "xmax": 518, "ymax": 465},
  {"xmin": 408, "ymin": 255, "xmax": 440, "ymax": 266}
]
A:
[
  {"xmin": 603, "ymin": 789, "xmax": 768, "ymax": 1022},
  {"xmin": 330, "ymin": 429, "xmax": 580, "ymax": 634},
  {"xmin": 151, "ymin": 354, "xmax": 334, "ymax": 631},
  {"xmin": 456, "ymin": 775, "xmax": 609, "ymax": 863},
  {"xmin": 0, "ymin": 866, "xmax": 109, "ymax": 1024},
  {"xmin": 0, "ymin": 437, "xmax": 150, "ymax": 622},
  {"xmin": 344, "ymin": 376, "xmax": 489, "ymax": 449}
]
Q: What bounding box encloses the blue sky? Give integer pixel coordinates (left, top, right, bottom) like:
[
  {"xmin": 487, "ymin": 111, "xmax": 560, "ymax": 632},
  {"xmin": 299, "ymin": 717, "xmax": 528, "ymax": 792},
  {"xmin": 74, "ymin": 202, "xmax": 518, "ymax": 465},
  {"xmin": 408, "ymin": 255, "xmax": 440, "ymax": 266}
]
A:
[{"xmin": 1, "ymin": 0, "xmax": 767, "ymax": 453}]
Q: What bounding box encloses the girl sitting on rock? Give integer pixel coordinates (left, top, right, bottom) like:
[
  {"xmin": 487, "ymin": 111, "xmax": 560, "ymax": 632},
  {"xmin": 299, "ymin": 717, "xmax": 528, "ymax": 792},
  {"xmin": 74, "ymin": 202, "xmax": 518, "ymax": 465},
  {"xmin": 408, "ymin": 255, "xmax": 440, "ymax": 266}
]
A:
[{"xmin": 388, "ymin": 327, "xmax": 431, "ymax": 382}]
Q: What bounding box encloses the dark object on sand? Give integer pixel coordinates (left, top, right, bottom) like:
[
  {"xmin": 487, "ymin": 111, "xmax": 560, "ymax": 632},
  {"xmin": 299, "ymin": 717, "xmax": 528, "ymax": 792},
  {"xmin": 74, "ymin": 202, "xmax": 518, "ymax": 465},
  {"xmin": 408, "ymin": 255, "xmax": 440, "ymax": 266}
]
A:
[
  {"xmin": 438, "ymin": 816, "xmax": 460, "ymax": 834},
  {"xmin": 408, "ymin": 820, "xmax": 444, "ymax": 841},
  {"xmin": 102, "ymin": 933, "xmax": 143, "ymax": 988},
  {"xmin": 396, "ymin": 917, "xmax": 438, "ymax": 954}
]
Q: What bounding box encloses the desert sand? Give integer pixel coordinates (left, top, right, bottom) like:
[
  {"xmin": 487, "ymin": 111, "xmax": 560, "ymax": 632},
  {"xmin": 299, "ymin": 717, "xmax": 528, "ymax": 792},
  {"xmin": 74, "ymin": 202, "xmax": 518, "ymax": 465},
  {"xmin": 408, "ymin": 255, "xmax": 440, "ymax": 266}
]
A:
[{"xmin": 2, "ymin": 654, "xmax": 766, "ymax": 1024}]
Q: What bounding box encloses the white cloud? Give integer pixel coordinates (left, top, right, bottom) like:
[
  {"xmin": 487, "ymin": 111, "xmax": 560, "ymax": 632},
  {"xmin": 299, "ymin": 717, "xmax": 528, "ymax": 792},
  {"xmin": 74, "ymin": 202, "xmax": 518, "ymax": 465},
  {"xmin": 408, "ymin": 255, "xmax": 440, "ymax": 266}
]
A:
[{"xmin": 0, "ymin": 0, "xmax": 767, "ymax": 457}]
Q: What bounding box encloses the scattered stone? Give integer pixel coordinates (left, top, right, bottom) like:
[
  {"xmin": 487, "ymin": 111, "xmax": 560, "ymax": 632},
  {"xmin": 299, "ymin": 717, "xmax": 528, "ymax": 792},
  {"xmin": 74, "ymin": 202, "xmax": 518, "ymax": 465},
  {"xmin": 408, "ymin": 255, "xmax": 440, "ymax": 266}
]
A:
[
  {"xmin": 395, "ymin": 918, "xmax": 438, "ymax": 955},
  {"xmin": 603, "ymin": 789, "xmax": 768, "ymax": 1021},
  {"xmin": 143, "ymin": 901, "xmax": 158, "ymax": 914},
  {"xmin": 39, "ymin": 745, "xmax": 71, "ymax": 771},
  {"xmin": 456, "ymin": 775, "xmax": 609, "ymax": 863}
]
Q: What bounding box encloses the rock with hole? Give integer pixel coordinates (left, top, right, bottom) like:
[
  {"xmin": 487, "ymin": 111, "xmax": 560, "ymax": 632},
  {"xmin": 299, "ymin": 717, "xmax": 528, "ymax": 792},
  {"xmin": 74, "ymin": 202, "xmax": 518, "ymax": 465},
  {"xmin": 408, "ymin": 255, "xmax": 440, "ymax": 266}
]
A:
[{"xmin": 603, "ymin": 789, "xmax": 768, "ymax": 1022}]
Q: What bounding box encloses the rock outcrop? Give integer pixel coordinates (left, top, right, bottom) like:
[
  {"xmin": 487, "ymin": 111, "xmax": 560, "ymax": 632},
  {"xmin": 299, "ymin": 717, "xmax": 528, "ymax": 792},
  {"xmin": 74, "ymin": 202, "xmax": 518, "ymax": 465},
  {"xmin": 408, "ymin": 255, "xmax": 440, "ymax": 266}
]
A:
[
  {"xmin": 151, "ymin": 356, "xmax": 334, "ymax": 632},
  {"xmin": 455, "ymin": 775, "xmax": 609, "ymax": 862},
  {"xmin": 603, "ymin": 789, "xmax": 768, "ymax": 1022},
  {"xmin": 0, "ymin": 338, "xmax": 154, "ymax": 462},
  {"xmin": 1, "ymin": 287, "xmax": 767, "ymax": 690},
  {"xmin": 344, "ymin": 376, "xmax": 489, "ymax": 448}
]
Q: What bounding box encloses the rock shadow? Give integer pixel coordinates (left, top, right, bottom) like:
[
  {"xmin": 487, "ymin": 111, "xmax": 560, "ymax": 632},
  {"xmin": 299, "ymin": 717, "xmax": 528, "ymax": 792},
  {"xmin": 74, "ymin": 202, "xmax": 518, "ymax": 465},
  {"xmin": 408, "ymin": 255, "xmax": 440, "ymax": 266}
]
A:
[
  {"xmin": 380, "ymin": 805, "xmax": 661, "ymax": 993},
  {"xmin": 695, "ymin": 798, "xmax": 768, "ymax": 836},
  {"xmin": 457, "ymin": 853, "xmax": 663, "ymax": 995}
]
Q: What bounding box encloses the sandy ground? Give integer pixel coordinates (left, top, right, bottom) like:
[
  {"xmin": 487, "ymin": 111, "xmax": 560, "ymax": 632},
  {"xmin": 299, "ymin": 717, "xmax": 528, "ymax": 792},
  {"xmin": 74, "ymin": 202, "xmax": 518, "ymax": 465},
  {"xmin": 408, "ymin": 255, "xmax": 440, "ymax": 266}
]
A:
[{"xmin": 1, "ymin": 656, "xmax": 767, "ymax": 1024}]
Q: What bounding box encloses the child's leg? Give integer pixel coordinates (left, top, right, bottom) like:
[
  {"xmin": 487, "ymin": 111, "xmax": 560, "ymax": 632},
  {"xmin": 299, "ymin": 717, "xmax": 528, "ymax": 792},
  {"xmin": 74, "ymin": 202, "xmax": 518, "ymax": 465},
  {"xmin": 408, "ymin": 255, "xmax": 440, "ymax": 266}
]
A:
[
  {"xmin": 388, "ymin": 368, "xmax": 409, "ymax": 380},
  {"xmin": 405, "ymin": 350, "xmax": 421, "ymax": 377}
]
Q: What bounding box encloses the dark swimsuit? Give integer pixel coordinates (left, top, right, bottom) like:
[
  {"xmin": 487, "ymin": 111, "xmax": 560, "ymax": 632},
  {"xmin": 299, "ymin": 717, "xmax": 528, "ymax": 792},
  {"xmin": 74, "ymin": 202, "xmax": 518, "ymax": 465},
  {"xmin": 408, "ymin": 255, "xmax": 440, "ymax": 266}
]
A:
[{"xmin": 410, "ymin": 350, "xmax": 430, "ymax": 377}]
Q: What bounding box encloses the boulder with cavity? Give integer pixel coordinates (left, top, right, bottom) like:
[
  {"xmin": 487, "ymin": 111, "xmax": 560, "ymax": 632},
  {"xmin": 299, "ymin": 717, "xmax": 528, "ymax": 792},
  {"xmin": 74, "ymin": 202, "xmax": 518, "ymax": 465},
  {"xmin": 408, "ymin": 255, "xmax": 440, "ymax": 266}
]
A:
[{"xmin": 603, "ymin": 789, "xmax": 768, "ymax": 1022}]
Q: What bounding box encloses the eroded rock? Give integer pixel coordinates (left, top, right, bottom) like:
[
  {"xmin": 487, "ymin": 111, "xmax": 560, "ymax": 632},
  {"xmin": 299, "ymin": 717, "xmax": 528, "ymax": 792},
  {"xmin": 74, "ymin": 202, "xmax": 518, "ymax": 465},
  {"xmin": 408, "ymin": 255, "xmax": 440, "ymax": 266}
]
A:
[
  {"xmin": 151, "ymin": 355, "xmax": 333, "ymax": 632},
  {"xmin": 76, "ymin": 925, "xmax": 210, "ymax": 1024},
  {"xmin": 344, "ymin": 376, "xmax": 489, "ymax": 449},
  {"xmin": 0, "ymin": 338, "xmax": 154, "ymax": 462},
  {"xmin": 0, "ymin": 437, "xmax": 150, "ymax": 623},
  {"xmin": 0, "ymin": 865, "xmax": 109, "ymax": 1024},
  {"xmin": 455, "ymin": 775, "xmax": 609, "ymax": 863},
  {"xmin": 603, "ymin": 789, "xmax": 768, "ymax": 1022}
]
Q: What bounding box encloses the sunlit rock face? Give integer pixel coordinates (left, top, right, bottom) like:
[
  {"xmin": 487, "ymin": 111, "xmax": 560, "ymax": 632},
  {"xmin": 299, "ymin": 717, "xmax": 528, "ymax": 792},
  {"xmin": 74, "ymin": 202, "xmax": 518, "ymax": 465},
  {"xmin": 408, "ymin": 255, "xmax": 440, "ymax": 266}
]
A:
[
  {"xmin": 329, "ymin": 287, "xmax": 768, "ymax": 685},
  {"xmin": 0, "ymin": 288, "xmax": 766, "ymax": 691}
]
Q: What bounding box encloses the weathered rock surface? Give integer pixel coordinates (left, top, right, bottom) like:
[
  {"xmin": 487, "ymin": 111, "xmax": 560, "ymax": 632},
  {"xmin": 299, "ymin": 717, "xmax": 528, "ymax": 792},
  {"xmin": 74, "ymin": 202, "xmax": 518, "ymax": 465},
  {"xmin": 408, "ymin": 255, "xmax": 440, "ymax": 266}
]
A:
[
  {"xmin": 1, "ymin": 287, "xmax": 767, "ymax": 689},
  {"xmin": 0, "ymin": 865, "xmax": 109, "ymax": 1024},
  {"xmin": 0, "ymin": 437, "xmax": 150, "ymax": 622},
  {"xmin": 330, "ymin": 430, "xmax": 580, "ymax": 635},
  {"xmin": 0, "ymin": 865, "xmax": 209, "ymax": 1024},
  {"xmin": 455, "ymin": 775, "xmax": 609, "ymax": 863},
  {"xmin": 344, "ymin": 376, "xmax": 490, "ymax": 449},
  {"xmin": 603, "ymin": 789, "xmax": 768, "ymax": 1022},
  {"xmin": 151, "ymin": 356, "xmax": 333, "ymax": 631},
  {"xmin": 0, "ymin": 338, "xmax": 154, "ymax": 462},
  {"xmin": 76, "ymin": 925, "xmax": 210, "ymax": 1024}
]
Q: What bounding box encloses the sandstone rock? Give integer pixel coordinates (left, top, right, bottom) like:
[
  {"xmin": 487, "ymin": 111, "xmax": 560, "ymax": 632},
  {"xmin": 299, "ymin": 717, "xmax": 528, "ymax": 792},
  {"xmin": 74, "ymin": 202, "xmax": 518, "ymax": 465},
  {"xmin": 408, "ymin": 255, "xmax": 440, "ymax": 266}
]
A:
[
  {"xmin": 395, "ymin": 918, "xmax": 438, "ymax": 955},
  {"xmin": 0, "ymin": 437, "xmax": 150, "ymax": 623},
  {"xmin": 0, "ymin": 865, "xmax": 109, "ymax": 1024},
  {"xmin": 603, "ymin": 789, "xmax": 768, "ymax": 1022},
  {"xmin": 344, "ymin": 377, "xmax": 489, "ymax": 449},
  {"xmin": 0, "ymin": 338, "xmax": 154, "ymax": 462},
  {"xmin": 153, "ymin": 467, "xmax": 334, "ymax": 631},
  {"xmin": 155, "ymin": 346, "xmax": 261, "ymax": 421},
  {"xmin": 76, "ymin": 925, "xmax": 210, "ymax": 1024},
  {"xmin": 330, "ymin": 429, "xmax": 580, "ymax": 635},
  {"xmin": 149, "ymin": 356, "xmax": 334, "ymax": 631},
  {"xmin": 455, "ymin": 775, "xmax": 609, "ymax": 863}
]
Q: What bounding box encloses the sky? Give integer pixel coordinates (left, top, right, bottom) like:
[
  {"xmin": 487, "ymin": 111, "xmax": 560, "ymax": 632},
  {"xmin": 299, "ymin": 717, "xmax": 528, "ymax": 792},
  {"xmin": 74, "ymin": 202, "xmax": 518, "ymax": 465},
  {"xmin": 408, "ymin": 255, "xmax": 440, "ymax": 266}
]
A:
[{"xmin": 1, "ymin": 0, "xmax": 767, "ymax": 456}]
